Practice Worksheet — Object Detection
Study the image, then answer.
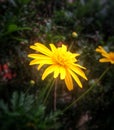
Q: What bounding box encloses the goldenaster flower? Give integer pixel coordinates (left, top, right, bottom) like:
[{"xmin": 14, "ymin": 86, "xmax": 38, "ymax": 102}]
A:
[
  {"xmin": 28, "ymin": 43, "xmax": 87, "ymax": 90},
  {"xmin": 96, "ymin": 46, "xmax": 114, "ymax": 64}
]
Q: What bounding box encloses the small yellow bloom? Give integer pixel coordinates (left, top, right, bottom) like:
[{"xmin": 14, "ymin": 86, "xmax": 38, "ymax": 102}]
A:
[
  {"xmin": 72, "ymin": 32, "xmax": 78, "ymax": 38},
  {"xmin": 95, "ymin": 46, "xmax": 114, "ymax": 64},
  {"xmin": 28, "ymin": 43, "xmax": 87, "ymax": 91}
]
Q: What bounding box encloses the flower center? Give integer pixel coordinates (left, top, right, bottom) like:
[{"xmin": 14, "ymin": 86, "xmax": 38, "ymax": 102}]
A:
[
  {"xmin": 53, "ymin": 53, "xmax": 67, "ymax": 67},
  {"xmin": 57, "ymin": 56, "xmax": 65, "ymax": 66}
]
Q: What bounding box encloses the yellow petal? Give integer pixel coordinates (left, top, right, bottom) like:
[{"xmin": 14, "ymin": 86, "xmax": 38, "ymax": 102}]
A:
[
  {"xmin": 68, "ymin": 69, "xmax": 82, "ymax": 88},
  {"xmin": 61, "ymin": 44, "xmax": 67, "ymax": 52},
  {"xmin": 69, "ymin": 52, "xmax": 80, "ymax": 57},
  {"xmin": 75, "ymin": 64, "xmax": 86, "ymax": 69},
  {"xmin": 70, "ymin": 65, "xmax": 88, "ymax": 80},
  {"xmin": 30, "ymin": 43, "xmax": 52, "ymax": 56},
  {"xmin": 59, "ymin": 67, "xmax": 66, "ymax": 79},
  {"xmin": 99, "ymin": 58, "xmax": 111, "ymax": 63},
  {"xmin": 29, "ymin": 59, "xmax": 40, "ymax": 65},
  {"xmin": 66, "ymin": 52, "xmax": 79, "ymax": 62},
  {"xmin": 29, "ymin": 58, "xmax": 53, "ymax": 65},
  {"xmin": 111, "ymin": 61, "xmax": 114, "ymax": 64},
  {"xmin": 37, "ymin": 64, "xmax": 44, "ymax": 70},
  {"xmin": 28, "ymin": 54, "xmax": 52, "ymax": 60},
  {"xmin": 42, "ymin": 65, "xmax": 55, "ymax": 80},
  {"xmin": 95, "ymin": 46, "xmax": 108, "ymax": 56},
  {"xmin": 53, "ymin": 66, "xmax": 60, "ymax": 78},
  {"xmin": 50, "ymin": 44, "xmax": 57, "ymax": 52},
  {"xmin": 65, "ymin": 72, "xmax": 73, "ymax": 91},
  {"xmin": 102, "ymin": 53, "xmax": 109, "ymax": 58}
]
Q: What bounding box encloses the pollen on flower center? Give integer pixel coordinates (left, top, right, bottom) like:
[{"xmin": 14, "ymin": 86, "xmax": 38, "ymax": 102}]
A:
[
  {"xmin": 57, "ymin": 57, "xmax": 66, "ymax": 66},
  {"xmin": 56, "ymin": 56, "xmax": 66, "ymax": 66},
  {"xmin": 53, "ymin": 53, "xmax": 67, "ymax": 67}
]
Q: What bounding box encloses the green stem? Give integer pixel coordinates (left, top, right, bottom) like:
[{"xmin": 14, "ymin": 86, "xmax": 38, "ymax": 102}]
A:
[
  {"xmin": 69, "ymin": 40, "xmax": 75, "ymax": 51},
  {"xmin": 63, "ymin": 67, "xmax": 110, "ymax": 112},
  {"xmin": 54, "ymin": 78, "xmax": 58, "ymax": 111},
  {"xmin": 43, "ymin": 79, "xmax": 55, "ymax": 104},
  {"xmin": 25, "ymin": 85, "xmax": 32, "ymax": 95}
]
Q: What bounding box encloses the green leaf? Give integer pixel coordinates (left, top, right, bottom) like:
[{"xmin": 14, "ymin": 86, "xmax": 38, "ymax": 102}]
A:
[
  {"xmin": 8, "ymin": 24, "xmax": 18, "ymax": 33},
  {"xmin": 0, "ymin": 24, "xmax": 32, "ymax": 37},
  {"xmin": 11, "ymin": 91, "xmax": 19, "ymax": 111},
  {"xmin": 24, "ymin": 94, "xmax": 34, "ymax": 111},
  {"xmin": 0, "ymin": 100, "xmax": 9, "ymax": 113},
  {"xmin": 7, "ymin": 24, "xmax": 31, "ymax": 33}
]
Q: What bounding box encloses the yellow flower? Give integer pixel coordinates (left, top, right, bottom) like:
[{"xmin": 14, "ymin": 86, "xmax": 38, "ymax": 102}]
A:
[
  {"xmin": 28, "ymin": 43, "xmax": 87, "ymax": 91},
  {"xmin": 96, "ymin": 46, "xmax": 114, "ymax": 64}
]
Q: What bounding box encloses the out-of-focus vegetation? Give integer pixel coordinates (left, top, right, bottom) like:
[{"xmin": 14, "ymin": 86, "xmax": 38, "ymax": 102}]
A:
[{"xmin": 0, "ymin": 0, "xmax": 114, "ymax": 130}]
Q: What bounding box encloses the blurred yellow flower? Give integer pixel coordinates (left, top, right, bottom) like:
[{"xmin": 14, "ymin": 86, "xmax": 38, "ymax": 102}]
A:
[
  {"xmin": 72, "ymin": 32, "xmax": 78, "ymax": 38},
  {"xmin": 96, "ymin": 46, "xmax": 114, "ymax": 64},
  {"xmin": 28, "ymin": 43, "xmax": 87, "ymax": 91}
]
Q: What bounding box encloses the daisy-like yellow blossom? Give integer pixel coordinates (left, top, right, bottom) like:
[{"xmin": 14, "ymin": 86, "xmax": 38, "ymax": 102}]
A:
[
  {"xmin": 96, "ymin": 46, "xmax": 114, "ymax": 64},
  {"xmin": 28, "ymin": 43, "xmax": 87, "ymax": 91}
]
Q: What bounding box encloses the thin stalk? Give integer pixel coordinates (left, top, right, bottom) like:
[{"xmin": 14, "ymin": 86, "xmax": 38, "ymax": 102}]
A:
[
  {"xmin": 54, "ymin": 78, "xmax": 58, "ymax": 111},
  {"xmin": 25, "ymin": 85, "xmax": 32, "ymax": 95},
  {"xmin": 63, "ymin": 67, "xmax": 110, "ymax": 112},
  {"xmin": 69, "ymin": 40, "xmax": 75, "ymax": 51},
  {"xmin": 43, "ymin": 79, "xmax": 55, "ymax": 104}
]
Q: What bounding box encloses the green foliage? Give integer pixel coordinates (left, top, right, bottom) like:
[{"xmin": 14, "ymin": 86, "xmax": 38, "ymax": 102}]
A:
[
  {"xmin": 0, "ymin": 91, "xmax": 61, "ymax": 130},
  {"xmin": 52, "ymin": 0, "xmax": 114, "ymax": 37}
]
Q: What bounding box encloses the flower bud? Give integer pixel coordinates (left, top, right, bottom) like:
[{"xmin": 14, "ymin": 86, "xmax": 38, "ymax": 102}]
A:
[
  {"xmin": 72, "ymin": 32, "xmax": 78, "ymax": 38},
  {"xmin": 30, "ymin": 80, "xmax": 35, "ymax": 86}
]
